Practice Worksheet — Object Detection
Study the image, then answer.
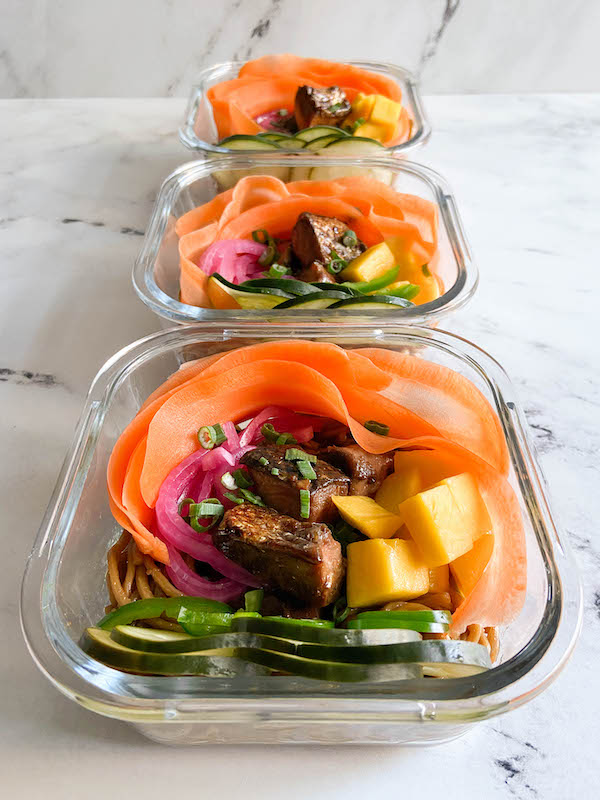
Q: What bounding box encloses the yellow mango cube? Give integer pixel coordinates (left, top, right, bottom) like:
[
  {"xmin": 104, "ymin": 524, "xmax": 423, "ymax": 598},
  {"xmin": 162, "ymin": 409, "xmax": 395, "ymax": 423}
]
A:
[
  {"xmin": 428, "ymin": 564, "xmax": 450, "ymax": 593},
  {"xmin": 332, "ymin": 495, "xmax": 402, "ymax": 539},
  {"xmin": 450, "ymin": 532, "xmax": 495, "ymax": 597},
  {"xmin": 375, "ymin": 468, "xmax": 423, "ymax": 515},
  {"xmin": 398, "ymin": 473, "xmax": 491, "ymax": 567},
  {"xmin": 347, "ymin": 538, "xmax": 429, "ymax": 607},
  {"xmin": 353, "ymin": 121, "xmax": 386, "ymax": 141},
  {"xmin": 370, "ymin": 95, "xmax": 402, "ymax": 127},
  {"xmin": 339, "ymin": 241, "xmax": 395, "ymax": 283},
  {"xmin": 350, "ymin": 92, "xmax": 375, "ymax": 120}
]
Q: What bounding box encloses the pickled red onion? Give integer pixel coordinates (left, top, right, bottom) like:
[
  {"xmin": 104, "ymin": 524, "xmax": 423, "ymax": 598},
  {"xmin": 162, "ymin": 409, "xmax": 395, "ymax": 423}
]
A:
[{"xmin": 197, "ymin": 239, "xmax": 266, "ymax": 284}]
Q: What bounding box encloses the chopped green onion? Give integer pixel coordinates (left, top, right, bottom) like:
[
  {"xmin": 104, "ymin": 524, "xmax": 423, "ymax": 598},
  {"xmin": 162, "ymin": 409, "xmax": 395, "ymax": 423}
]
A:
[
  {"xmin": 224, "ymin": 491, "xmax": 244, "ymax": 505},
  {"xmin": 178, "ymin": 497, "xmax": 196, "ymax": 515},
  {"xmin": 297, "ymin": 460, "xmax": 317, "ymax": 480},
  {"xmin": 261, "ymin": 422, "xmax": 279, "ymax": 442},
  {"xmin": 344, "ymin": 117, "xmax": 365, "ymax": 134},
  {"xmin": 244, "ymin": 588, "xmax": 264, "ymax": 613},
  {"xmin": 258, "ymin": 243, "xmax": 277, "ymax": 267},
  {"xmin": 189, "ymin": 500, "xmax": 224, "ymax": 517},
  {"xmin": 197, "ymin": 425, "xmax": 215, "ymax": 450},
  {"xmin": 364, "ymin": 420, "xmax": 390, "ymax": 436},
  {"xmin": 299, "ymin": 489, "xmax": 311, "ymax": 519},
  {"xmin": 333, "ymin": 596, "xmax": 351, "ymax": 625},
  {"xmin": 258, "ymin": 456, "xmax": 269, "ymax": 466},
  {"xmin": 285, "ymin": 448, "xmax": 317, "ymax": 463},
  {"xmin": 271, "ymin": 467, "xmax": 280, "ymax": 476},
  {"xmin": 326, "ymin": 256, "xmax": 347, "ymax": 275},
  {"xmin": 278, "ymin": 108, "xmax": 288, "ymax": 116},
  {"xmin": 422, "ymin": 264, "xmax": 432, "ymax": 277},
  {"xmin": 252, "ymin": 229, "xmax": 270, "ymax": 244},
  {"xmin": 328, "ymin": 102, "xmax": 345, "ymax": 113},
  {"xmin": 330, "ymin": 520, "xmax": 365, "ymax": 555},
  {"xmin": 276, "ymin": 432, "xmax": 297, "ymax": 445},
  {"xmin": 377, "ymin": 282, "xmax": 420, "ymax": 300},
  {"xmin": 239, "ymin": 488, "xmax": 266, "ymax": 506},
  {"xmin": 236, "ymin": 417, "xmax": 253, "ymax": 431},
  {"xmin": 232, "ymin": 468, "xmax": 252, "ymax": 489},
  {"xmin": 266, "ymin": 263, "xmax": 290, "ymax": 278},
  {"xmin": 341, "ymin": 229, "xmax": 358, "ymax": 247},
  {"xmin": 342, "ymin": 265, "xmax": 399, "ymax": 294},
  {"xmin": 190, "ymin": 516, "xmax": 217, "ymax": 533},
  {"xmin": 211, "ymin": 423, "xmax": 227, "ymax": 445},
  {"xmin": 221, "ymin": 472, "xmax": 237, "ymax": 490}
]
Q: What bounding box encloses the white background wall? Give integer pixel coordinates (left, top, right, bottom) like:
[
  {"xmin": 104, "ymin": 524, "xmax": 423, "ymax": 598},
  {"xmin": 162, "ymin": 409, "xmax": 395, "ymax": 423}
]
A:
[{"xmin": 2, "ymin": 0, "xmax": 599, "ymax": 97}]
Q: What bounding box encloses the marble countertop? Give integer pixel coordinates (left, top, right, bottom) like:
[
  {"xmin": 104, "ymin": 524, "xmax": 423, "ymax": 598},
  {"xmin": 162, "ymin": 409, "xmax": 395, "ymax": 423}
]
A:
[{"xmin": 1, "ymin": 95, "xmax": 598, "ymax": 798}]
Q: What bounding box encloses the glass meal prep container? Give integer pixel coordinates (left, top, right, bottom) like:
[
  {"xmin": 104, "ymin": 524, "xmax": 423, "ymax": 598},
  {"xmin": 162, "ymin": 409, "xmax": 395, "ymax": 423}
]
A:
[
  {"xmin": 133, "ymin": 155, "xmax": 477, "ymax": 326},
  {"xmin": 178, "ymin": 60, "xmax": 431, "ymax": 157},
  {"xmin": 21, "ymin": 324, "xmax": 581, "ymax": 746}
]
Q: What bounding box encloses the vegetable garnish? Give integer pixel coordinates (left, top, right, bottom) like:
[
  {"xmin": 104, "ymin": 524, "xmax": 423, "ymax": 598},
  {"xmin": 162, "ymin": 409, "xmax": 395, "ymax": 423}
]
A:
[
  {"xmin": 239, "ymin": 488, "xmax": 266, "ymax": 506},
  {"xmin": 422, "ymin": 264, "xmax": 432, "ymax": 277},
  {"xmin": 244, "ymin": 588, "xmax": 264, "ymax": 613},
  {"xmin": 297, "ymin": 460, "xmax": 317, "ymax": 480},
  {"xmin": 278, "ymin": 108, "xmax": 288, "ymax": 116},
  {"xmin": 221, "ymin": 471, "xmax": 237, "ymax": 490},
  {"xmin": 284, "ymin": 447, "xmax": 317, "ymax": 463},
  {"xmin": 276, "ymin": 432, "xmax": 297, "ymax": 445},
  {"xmin": 232, "ymin": 468, "xmax": 252, "ymax": 488},
  {"xmin": 258, "ymin": 243, "xmax": 277, "ymax": 267},
  {"xmin": 376, "ymin": 283, "xmax": 420, "ymax": 301},
  {"xmin": 344, "ymin": 117, "xmax": 366, "ymax": 134},
  {"xmin": 177, "ymin": 497, "xmax": 196, "ymax": 514},
  {"xmin": 341, "ymin": 265, "xmax": 399, "ymax": 295},
  {"xmin": 252, "ymin": 229, "xmax": 270, "ymax": 245},
  {"xmin": 330, "ymin": 519, "xmax": 365, "ymax": 555},
  {"xmin": 197, "ymin": 423, "xmax": 227, "ymax": 449},
  {"xmin": 299, "ymin": 488, "xmax": 311, "ymax": 519},
  {"xmin": 326, "ymin": 255, "xmax": 347, "ymax": 275},
  {"xmin": 332, "ymin": 596, "xmax": 351, "ymax": 625},
  {"xmin": 258, "ymin": 456, "xmax": 269, "ymax": 466},
  {"xmin": 224, "ymin": 491, "xmax": 245, "ymax": 505},
  {"xmin": 266, "ymin": 263, "xmax": 290, "ymax": 278},
  {"xmin": 364, "ymin": 420, "xmax": 390, "ymax": 436},
  {"xmin": 270, "ymin": 467, "xmax": 280, "ymax": 476},
  {"xmin": 328, "ymin": 102, "xmax": 345, "ymax": 113},
  {"xmin": 341, "ymin": 229, "xmax": 358, "ymax": 247},
  {"xmin": 98, "ymin": 597, "xmax": 232, "ymax": 630}
]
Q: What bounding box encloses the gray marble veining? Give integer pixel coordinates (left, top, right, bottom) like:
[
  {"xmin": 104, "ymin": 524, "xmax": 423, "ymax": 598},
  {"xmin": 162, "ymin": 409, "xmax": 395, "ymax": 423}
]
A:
[{"xmin": 0, "ymin": 95, "xmax": 597, "ymax": 797}]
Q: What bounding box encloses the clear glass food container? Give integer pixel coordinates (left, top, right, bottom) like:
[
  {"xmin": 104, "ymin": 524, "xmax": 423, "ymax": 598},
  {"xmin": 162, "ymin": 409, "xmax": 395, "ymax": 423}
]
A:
[
  {"xmin": 179, "ymin": 60, "xmax": 431, "ymax": 156},
  {"xmin": 21, "ymin": 324, "xmax": 581, "ymax": 746},
  {"xmin": 133, "ymin": 156, "xmax": 477, "ymax": 326}
]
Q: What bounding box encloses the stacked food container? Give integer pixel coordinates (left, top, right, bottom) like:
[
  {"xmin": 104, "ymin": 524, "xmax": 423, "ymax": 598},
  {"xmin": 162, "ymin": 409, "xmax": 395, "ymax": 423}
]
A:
[{"xmin": 21, "ymin": 56, "xmax": 581, "ymax": 746}]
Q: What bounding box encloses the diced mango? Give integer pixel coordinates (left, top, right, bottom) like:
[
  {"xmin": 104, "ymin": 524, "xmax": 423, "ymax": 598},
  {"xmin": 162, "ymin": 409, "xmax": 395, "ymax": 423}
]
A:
[
  {"xmin": 450, "ymin": 533, "xmax": 495, "ymax": 597},
  {"xmin": 375, "ymin": 468, "xmax": 423, "ymax": 515},
  {"xmin": 339, "ymin": 241, "xmax": 395, "ymax": 283},
  {"xmin": 370, "ymin": 95, "xmax": 402, "ymax": 127},
  {"xmin": 347, "ymin": 538, "xmax": 429, "ymax": 607},
  {"xmin": 428, "ymin": 564, "xmax": 450, "ymax": 593},
  {"xmin": 385, "ymin": 235, "xmax": 441, "ymax": 304},
  {"xmin": 353, "ymin": 121, "xmax": 387, "ymax": 141},
  {"xmin": 398, "ymin": 473, "xmax": 491, "ymax": 567},
  {"xmin": 350, "ymin": 92, "xmax": 376, "ymax": 120},
  {"xmin": 332, "ymin": 495, "xmax": 402, "ymax": 539},
  {"xmin": 393, "ymin": 450, "xmax": 451, "ymax": 489}
]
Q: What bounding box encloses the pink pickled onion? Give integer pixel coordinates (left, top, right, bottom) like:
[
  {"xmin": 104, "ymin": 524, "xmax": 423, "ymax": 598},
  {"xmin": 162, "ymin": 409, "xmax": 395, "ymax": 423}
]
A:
[
  {"xmin": 197, "ymin": 239, "xmax": 266, "ymax": 284},
  {"xmin": 239, "ymin": 406, "xmax": 320, "ymax": 447},
  {"xmin": 255, "ymin": 110, "xmax": 294, "ymax": 131},
  {"xmin": 165, "ymin": 544, "xmax": 244, "ymax": 601}
]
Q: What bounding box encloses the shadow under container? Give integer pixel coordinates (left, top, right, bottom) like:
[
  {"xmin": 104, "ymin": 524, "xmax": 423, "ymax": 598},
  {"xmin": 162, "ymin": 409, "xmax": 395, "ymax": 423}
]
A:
[
  {"xmin": 179, "ymin": 60, "xmax": 430, "ymax": 157},
  {"xmin": 21, "ymin": 324, "xmax": 582, "ymax": 745},
  {"xmin": 133, "ymin": 155, "xmax": 477, "ymax": 326}
]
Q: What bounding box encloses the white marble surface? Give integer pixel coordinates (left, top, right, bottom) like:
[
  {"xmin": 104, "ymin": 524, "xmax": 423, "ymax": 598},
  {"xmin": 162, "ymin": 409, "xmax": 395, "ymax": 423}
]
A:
[
  {"xmin": 1, "ymin": 95, "xmax": 598, "ymax": 797},
  {"xmin": 2, "ymin": 0, "xmax": 600, "ymax": 97}
]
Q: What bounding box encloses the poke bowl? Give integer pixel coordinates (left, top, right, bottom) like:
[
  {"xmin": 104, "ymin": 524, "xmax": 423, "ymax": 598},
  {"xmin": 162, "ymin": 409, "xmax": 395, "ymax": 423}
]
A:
[
  {"xmin": 133, "ymin": 156, "xmax": 477, "ymax": 325},
  {"xmin": 21, "ymin": 324, "xmax": 581, "ymax": 745},
  {"xmin": 179, "ymin": 56, "xmax": 430, "ymax": 158}
]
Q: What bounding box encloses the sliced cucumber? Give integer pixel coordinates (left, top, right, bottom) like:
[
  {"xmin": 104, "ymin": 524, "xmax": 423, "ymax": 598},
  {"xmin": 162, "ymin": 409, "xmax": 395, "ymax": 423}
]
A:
[
  {"xmin": 309, "ymin": 137, "xmax": 392, "ymax": 185},
  {"xmin": 356, "ymin": 610, "xmax": 452, "ymax": 625},
  {"xmin": 213, "ymin": 136, "xmax": 290, "ymax": 189},
  {"xmin": 240, "ymin": 277, "xmax": 315, "ymax": 296},
  {"xmin": 256, "ymin": 132, "xmax": 294, "ymax": 143},
  {"xmin": 304, "ymin": 134, "xmax": 344, "ymax": 151},
  {"xmin": 81, "ymin": 628, "xmax": 267, "ymax": 676},
  {"xmin": 294, "ymin": 126, "xmax": 349, "ymax": 143},
  {"xmin": 208, "ymin": 273, "xmax": 294, "ymax": 309},
  {"xmin": 323, "ymin": 136, "xmax": 386, "ymax": 154},
  {"xmin": 275, "ymin": 290, "xmax": 350, "ymax": 309},
  {"xmin": 218, "ymin": 135, "xmax": 283, "ymax": 151},
  {"xmin": 329, "ymin": 295, "xmax": 414, "ymax": 310},
  {"xmin": 347, "ymin": 618, "xmax": 448, "ymax": 634},
  {"xmin": 310, "ymin": 282, "xmax": 358, "ymax": 295}
]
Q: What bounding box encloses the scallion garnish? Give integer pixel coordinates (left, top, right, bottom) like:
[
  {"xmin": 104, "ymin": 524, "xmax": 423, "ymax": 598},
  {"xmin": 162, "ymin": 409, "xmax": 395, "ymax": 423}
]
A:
[
  {"xmin": 261, "ymin": 422, "xmax": 279, "ymax": 442},
  {"xmin": 189, "ymin": 517, "xmax": 215, "ymax": 533},
  {"xmin": 221, "ymin": 472, "xmax": 237, "ymax": 490},
  {"xmin": 326, "ymin": 255, "xmax": 347, "ymax": 275},
  {"xmin": 197, "ymin": 425, "xmax": 216, "ymax": 449},
  {"xmin": 178, "ymin": 497, "xmax": 196, "ymax": 515},
  {"xmin": 422, "ymin": 264, "xmax": 432, "ymax": 277},
  {"xmin": 379, "ymin": 282, "xmax": 420, "ymax": 301},
  {"xmin": 244, "ymin": 588, "xmax": 264, "ymax": 612},
  {"xmin": 299, "ymin": 489, "xmax": 311, "ymax": 519},
  {"xmin": 276, "ymin": 432, "xmax": 296, "ymax": 445},
  {"xmin": 236, "ymin": 417, "xmax": 253, "ymax": 431},
  {"xmin": 344, "ymin": 117, "xmax": 365, "ymax": 134},
  {"xmin": 224, "ymin": 491, "xmax": 244, "ymax": 505},
  {"xmin": 232, "ymin": 468, "xmax": 252, "ymax": 489},
  {"xmin": 258, "ymin": 456, "xmax": 269, "ymax": 466},
  {"xmin": 285, "ymin": 448, "xmax": 317, "ymax": 463},
  {"xmin": 239, "ymin": 488, "xmax": 266, "ymax": 507},
  {"xmin": 258, "ymin": 243, "xmax": 277, "ymax": 266},
  {"xmin": 364, "ymin": 420, "xmax": 390, "ymax": 436},
  {"xmin": 266, "ymin": 263, "xmax": 290, "ymax": 278},
  {"xmin": 252, "ymin": 229, "xmax": 270, "ymax": 244},
  {"xmin": 333, "ymin": 596, "xmax": 351, "ymax": 625},
  {"xmin": 341, "ymin": 229, "xmax": 358, "ymax": 247},
  {"xmin": 189, "ymin": 500, "xmax": 224, "ymax": 517},
  {"xmin": 328, "ymin": 102, "xmax": 345, "ymax": 113},
  {"xmin": 297, "ymin": 460, "xmax": 317, "ymax": 480},
  {"xmin": 278, "ymin": 108, "xmax": 288, "ymax": 116},
  {"xmin": 271, "ymin": 467, "xmax": 280, "ymax": 476}
]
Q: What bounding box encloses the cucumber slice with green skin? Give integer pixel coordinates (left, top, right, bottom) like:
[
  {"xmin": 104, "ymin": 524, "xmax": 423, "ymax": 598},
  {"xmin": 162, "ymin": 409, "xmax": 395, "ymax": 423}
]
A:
[
  {"xmin": 310, "ymin": 282, "xmax": 358, "ymax": 295},
  {"xmin": 81, "ymin": 628, "xmax": 268, "ymax": 676},
  {"xmin": 275, "ymin": 290, "xmax": 350, "ymax": 309},
  {"xmin": 256, "ymin": 132, "xmax": 294, "ymax": 142},
  {"xmin": 294, "ymin": 126, "xmax": 349, "ymax": 142},
  {"xmin": 323, "ymin": 136, "xmax": 386, "ymax": 154},
  {"xmin": 347, "ymin": 618, "xmax": 448, "ymax": 633},
  {"xmin": 209, "ymin": 273, "xmax": 295, "ymax": 309},
  {"xmin": 309, "ymin": 137, "xmax": 392, "ymax": 185},
  {"xmin": 218, "ymin": 135, "xmax": 284, "ymax": 151},
  {"xmin": 329, "ymin": 295, "xmax": 414, "ymax": 310},
  {"xmin": 231, "ymin": 615, "xmax": 390, "ymax": 644},
  {"xmin": 356, "ymin": 610, "xmax": 452, "ymax": 625},
  {"xmin": 111, "ymin": 624, "xmax": 421, "ymax": 654},
  {"xmin": 241, "ymin": 277, "xmax": 316, "ymax": 295},
  {"xmin": 304, "ymin": 134, "xmax": 344, "ymax": 151},
  {"xmin": 277, "ymin": 138, "xmax": 306, "ymax": 150}
]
